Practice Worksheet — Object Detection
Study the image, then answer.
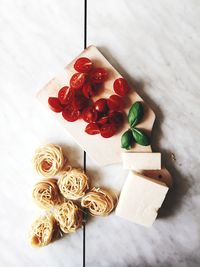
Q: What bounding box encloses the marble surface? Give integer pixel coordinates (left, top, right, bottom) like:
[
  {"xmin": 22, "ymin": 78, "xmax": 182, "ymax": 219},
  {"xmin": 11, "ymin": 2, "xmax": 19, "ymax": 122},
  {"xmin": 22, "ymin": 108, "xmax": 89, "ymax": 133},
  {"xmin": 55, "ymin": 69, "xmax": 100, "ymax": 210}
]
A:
[{"xmin": 0, "ymin": 0, "xmax": 200, "ymax": 266}]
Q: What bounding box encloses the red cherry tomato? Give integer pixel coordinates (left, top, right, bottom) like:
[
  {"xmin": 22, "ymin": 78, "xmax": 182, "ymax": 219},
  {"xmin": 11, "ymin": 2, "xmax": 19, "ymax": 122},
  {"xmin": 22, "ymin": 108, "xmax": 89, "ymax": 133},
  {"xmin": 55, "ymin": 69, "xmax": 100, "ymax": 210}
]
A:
[
  {"xmin": 70, "ymin": 73, "xmax": 86, "ymax": 89},
  {"xmin": 100, "ymin": 123, "xmax": 117, "ymax": 138},
  {"xmin": 82, "ymin": 107, "xmax": 98, "ymax": 123},
  {"xmin": 90, "ymin": 68, "xmax": 108, "ymax": 84},
  {"xmin": 73, "ymin": 91, "xmax": 89, "ymax": 111},
  {"xmin": 97, "ymin": 115, "xmax": 109, "ymax": 125},
  {"xmin": 62, "ymin": 106, "xmax": 80, "ymax": 122},
  {"xmin": 58, "ymin": 86, "xmax": 74, "ymax": 104},
  {"xmin": 109, "ymin": 111, "xmax": 124, "ymax": 126},
  {"xmin": 94, "ymin": 98, "xmax": 108, "ymax": 113},
  {"xmin": 74, "ymin": 57, "xmax": 92, "ymax": 73},
  {"xmin": 82, "ymin": 83, "xmax": 94, "ymax": 98},
  {"xmin": 48, "ymin": 97, "xmax": 64, "ymax": 113},
  {"xmin": 107, "ymin": 95, "xmax": 124, "ymax": 111},
  {"xmin": 85, "ymin": 123, "xmax": 100, "ymax": 135},
  {"xmin": 113, "ymin": 78, "xmax": 130, "ymax": 96}
]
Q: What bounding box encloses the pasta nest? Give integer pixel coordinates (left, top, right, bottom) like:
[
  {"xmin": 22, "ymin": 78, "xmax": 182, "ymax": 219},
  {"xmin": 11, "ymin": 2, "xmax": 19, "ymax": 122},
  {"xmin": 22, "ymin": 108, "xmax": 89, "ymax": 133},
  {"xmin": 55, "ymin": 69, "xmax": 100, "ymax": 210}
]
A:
[
  {"xmin": 58, "ymin": 168, "xmax": 89, "ymax": 200},
  {"xmin": 81, "ymin": 187, "xmax": 115, "ymax": 216},
  {"xmin": 54, "ymin": 201, "xmax": 82, "ymax": 233},
  {"xmin": 32, "ymin": 178, "xmax": 62, "ymax": 209},
  {"xmin": 29, "ymin": 215, "xmax": 56, "ymax": 247},
  {"xmin": 33, "ymin": 144, "xmax": 65, "ymax": 177}
]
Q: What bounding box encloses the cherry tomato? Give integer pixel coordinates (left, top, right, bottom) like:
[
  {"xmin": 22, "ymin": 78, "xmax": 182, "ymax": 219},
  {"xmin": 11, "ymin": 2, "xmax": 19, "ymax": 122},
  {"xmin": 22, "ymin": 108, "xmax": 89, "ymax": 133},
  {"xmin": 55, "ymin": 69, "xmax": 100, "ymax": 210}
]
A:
[
  {"xmin": 74, "ymin": 57, "xmax": 93, "ymax": 73},
  {"xmin": 97, "ymin": 115, "xmax": 109, "ymax": 125},
  {"xmin": 70, "ymin": 73, "xmax": 86, "ymax": 89},
  {"xmin": 73, "ymin": 91, "xmax": 89, "ymax": 111},
  {"xmin": 62, "ymin": 106, "xmax": 80, "ymax": 122},
  {"xmin": 107, "ymin": 95, "xmax": 124, "ymax": 111},
  {"xmin": 48, "ymin": 97, "xmax": 64, "ymax": 113},
  {"xmin": 90, "ymin": 68, "xmax": 108, "ymax": 84},
  {"xmin": 82, "ymin": 83, "xmax": 94, "ymax": 98},
  {"xmin": 94, "ymin": 98, "xmax": 108, "ymax": 113},
  {"xmin": 100, "ymin": 123, "xmax": 117, "ymax": 138},
  {"xmin": 113, "ymin": 78, "xmax": 130, "ymax": 96},
  {"xmin": 109, "ymin": 111, "xmax": 124, "ymax": 126},
  {"xmin": 82, "ymin": 107, "xmax": 98, "ymax": 123},
  {"xmin": 85, "ymin": 123, "xmax": 100, "ymax": 135},
  {"xmin": 58, "ymin": 86, "xmax": 74, "ymax": 104}
]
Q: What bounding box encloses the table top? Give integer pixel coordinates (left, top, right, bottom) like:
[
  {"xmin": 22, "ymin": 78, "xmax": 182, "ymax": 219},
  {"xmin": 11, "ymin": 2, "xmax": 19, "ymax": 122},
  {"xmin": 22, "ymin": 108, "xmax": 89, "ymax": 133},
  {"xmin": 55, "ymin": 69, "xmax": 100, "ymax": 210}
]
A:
[{"xmin": 0, "ymin": 0, "xmax": 199, "ymax": 267}]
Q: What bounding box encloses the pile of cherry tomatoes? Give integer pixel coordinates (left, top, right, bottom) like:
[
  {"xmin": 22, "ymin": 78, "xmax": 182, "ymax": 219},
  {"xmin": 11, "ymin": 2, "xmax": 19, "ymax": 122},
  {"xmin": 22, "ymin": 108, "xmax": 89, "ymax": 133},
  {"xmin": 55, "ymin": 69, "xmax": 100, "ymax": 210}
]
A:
[{"xmin": 48, "ymin": 57, "xmax": 130, "ymax": 138}]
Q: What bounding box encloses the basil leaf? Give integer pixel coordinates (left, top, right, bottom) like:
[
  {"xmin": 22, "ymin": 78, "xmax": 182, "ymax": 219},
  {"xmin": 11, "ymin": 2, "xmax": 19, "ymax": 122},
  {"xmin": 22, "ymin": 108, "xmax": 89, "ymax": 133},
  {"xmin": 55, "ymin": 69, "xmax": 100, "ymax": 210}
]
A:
[
  {"xmin": 121, "ymin": 129, "xmax": 134, "ymax": 150},
  {"xmin": 128, "ymin": 102, "xmax": 143, "ymax": 127},
  {"xmin": 131, "ymin": 128, "xmax": 150, "ymax": 146}
]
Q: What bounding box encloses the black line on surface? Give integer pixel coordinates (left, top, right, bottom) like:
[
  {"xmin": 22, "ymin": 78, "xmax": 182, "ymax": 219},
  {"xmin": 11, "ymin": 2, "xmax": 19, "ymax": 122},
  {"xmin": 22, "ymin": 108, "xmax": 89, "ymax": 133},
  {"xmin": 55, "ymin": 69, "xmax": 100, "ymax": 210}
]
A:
[
  {"xmin": 83, "ymin": 153, "xmax": 86, "ymax": 267},
  {"xmin": 83, "ymin": 0, "xmax": 87, "ymax": 266},
  {"xmin": 84, "ymin": 0, "xmax": 87, "ymax": 50}
]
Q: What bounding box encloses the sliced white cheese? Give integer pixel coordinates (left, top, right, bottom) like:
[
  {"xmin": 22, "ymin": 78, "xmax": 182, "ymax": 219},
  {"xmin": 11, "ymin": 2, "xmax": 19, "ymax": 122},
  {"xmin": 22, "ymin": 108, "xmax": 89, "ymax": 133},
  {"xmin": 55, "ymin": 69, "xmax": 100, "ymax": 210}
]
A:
[
  {"xmin": 115, "ymin": 171, "xmax": 168, "ymax": 227},
  {"xmin": 122, "ymin": 152, "xmax": 161, "ymax": 170}
]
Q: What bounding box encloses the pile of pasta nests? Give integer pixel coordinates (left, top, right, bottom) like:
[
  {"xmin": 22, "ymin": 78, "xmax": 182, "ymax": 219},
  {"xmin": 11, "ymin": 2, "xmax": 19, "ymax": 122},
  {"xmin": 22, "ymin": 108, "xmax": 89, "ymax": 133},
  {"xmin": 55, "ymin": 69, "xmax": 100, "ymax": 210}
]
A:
[{"xmin": 29, "ymin": 144, "xmax": 116, "ymax": 247}]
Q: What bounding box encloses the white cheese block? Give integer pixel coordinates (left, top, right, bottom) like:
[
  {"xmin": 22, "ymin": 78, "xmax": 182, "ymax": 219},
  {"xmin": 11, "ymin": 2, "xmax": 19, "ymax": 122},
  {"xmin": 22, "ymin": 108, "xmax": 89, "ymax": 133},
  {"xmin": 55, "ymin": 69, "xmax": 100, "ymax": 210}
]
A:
[
  {"xmin": 122, "ymin": 152, "xmax": 161, "ymax": 170},
  {"xmin": 115, "ymin": 171, "xmax": 168, "ymax": 227}
]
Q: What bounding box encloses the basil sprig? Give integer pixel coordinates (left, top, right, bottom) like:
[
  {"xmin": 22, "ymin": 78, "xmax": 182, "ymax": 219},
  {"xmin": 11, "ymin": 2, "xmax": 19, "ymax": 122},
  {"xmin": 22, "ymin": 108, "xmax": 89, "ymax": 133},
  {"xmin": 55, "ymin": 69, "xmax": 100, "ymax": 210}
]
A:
[
  {"xmin": 128, "ymin": 101, "xmax": 143, "ymax": 127},
  {"xmin": 131, "ymin": 128, "xmax": 149, "ymax": 146},
  {"xmin": 121, "ymin": 101, "xmax": 150, "ymax": 149},
  {"xmin": 121, "ymin": 129, "xmax": 134, "ymax": 150}
]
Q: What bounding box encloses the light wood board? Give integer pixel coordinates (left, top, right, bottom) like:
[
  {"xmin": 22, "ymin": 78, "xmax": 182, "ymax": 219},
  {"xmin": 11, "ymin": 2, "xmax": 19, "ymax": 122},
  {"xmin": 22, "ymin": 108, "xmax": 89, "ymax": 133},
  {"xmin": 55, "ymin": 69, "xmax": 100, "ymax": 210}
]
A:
[{"xmin": 37, "ymin": 45, "xmax": 155, "ymax": 166}]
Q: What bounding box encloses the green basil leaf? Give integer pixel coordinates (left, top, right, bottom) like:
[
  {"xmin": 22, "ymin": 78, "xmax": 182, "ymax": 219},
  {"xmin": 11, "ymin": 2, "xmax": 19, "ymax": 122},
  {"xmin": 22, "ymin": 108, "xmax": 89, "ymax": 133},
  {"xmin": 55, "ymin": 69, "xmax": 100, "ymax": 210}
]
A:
[
  {"xmin": 128, "ymin": 102, "xmax": 143, "ymax": 127},
  {"xmin": 121, "ymin": 129, "xmax": 134, "ymax": 150},
  {"xmin": 131, "ymin": 128, "xmax": 150, "ymax": 146}
]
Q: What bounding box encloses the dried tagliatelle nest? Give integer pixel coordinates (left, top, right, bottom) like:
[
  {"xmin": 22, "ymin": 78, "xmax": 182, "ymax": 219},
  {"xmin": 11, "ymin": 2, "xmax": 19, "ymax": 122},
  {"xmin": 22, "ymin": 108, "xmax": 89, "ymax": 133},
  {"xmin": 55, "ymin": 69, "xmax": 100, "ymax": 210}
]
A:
[
  {"xmin": 33, "ymin": 144, "xmax": 65, "ymax": 177},
  {"xmin": 81, "ymin": 187, "xmax": 115, "ymax": 216},
  {"xmin": 29, "ymin": 215, "xmax": 56, "ymax": 247},
  {"xmin": 58, "ymin": 168, "xmax": 89, "ymax": 200},
  {"xmin": 29, "ymin": 143, "xmax": 116, "ymax": 248},
  {"xmin": 32, "ymin": 178, "xmax": 62, "ymax": 209},
  {"xmin": 54, "ymin": 201, "xmax": 83, "ymax": 234}
]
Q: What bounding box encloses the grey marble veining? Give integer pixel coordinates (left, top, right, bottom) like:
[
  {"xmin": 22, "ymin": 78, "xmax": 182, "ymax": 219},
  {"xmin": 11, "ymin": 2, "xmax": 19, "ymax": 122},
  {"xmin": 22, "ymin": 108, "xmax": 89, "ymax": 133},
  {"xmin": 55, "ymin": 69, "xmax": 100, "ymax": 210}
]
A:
[{"xmin": 0, "ymin": 0, "xmax": 200, "ymax": 266}]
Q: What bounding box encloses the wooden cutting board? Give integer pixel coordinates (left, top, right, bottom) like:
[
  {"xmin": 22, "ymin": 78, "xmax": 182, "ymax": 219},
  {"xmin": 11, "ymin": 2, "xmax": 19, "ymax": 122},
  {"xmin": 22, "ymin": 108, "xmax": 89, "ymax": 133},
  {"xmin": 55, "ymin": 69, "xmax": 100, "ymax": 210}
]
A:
[{"xmin": 37, "ymin": 45, "xmax": 156, "ymax": 166}]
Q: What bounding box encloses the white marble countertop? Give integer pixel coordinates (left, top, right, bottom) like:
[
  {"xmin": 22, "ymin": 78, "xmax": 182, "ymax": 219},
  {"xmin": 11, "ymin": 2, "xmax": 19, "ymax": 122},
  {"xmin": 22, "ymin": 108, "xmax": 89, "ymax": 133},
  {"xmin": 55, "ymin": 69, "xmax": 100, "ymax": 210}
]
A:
[{"xmin": 0, "ymin": 0, "xmax": 200, "ymax": 266}]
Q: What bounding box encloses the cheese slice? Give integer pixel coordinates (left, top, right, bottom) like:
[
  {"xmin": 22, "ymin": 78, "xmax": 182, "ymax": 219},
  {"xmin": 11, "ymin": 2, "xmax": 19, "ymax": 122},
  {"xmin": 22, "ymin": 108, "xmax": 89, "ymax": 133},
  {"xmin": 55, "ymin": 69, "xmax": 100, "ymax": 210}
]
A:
[
  {"xmin": 122, "ymin": 152, "xmax": 161, "ymax": 170},
  {"xmin": 115, "ymin": 171, "xmax": 168, "ymax": 227}
]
